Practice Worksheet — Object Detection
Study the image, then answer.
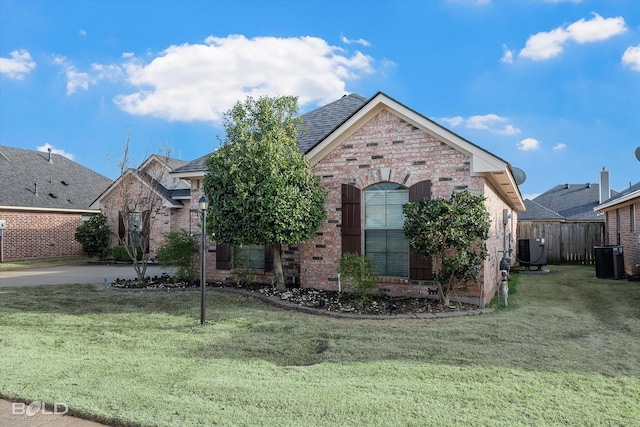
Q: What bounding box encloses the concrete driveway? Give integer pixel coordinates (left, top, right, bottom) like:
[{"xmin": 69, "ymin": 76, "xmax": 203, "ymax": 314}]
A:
[{"xmin": 0, "ymin": 264, "xmax": 175, "ymax": 287}]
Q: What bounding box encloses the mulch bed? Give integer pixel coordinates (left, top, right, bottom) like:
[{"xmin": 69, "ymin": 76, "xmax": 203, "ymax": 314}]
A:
[{"xmin": 108, "ymin": 275, "xmax": 479, "ymax": 316}]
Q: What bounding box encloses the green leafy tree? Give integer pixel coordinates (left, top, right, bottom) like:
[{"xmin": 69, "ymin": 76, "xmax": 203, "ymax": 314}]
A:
[
  {"xmin": 403, "ymin": 190, "xmax": 490, "ymax": 306},
  {"xmin": 204, "ymin": 95, "xmax": 327, "ymax": 290},
  {"xmin": 74, "ymin": 213, "xmax": 110, "ymax": 260},
  {"xmin": 156, "ymin": 230, "xmax": 198, "ymax": 282}
]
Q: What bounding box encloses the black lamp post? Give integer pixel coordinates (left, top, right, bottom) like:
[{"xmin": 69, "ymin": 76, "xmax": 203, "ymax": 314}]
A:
[{"xmin": 199, "ymin": 195, "xmax": 209, "ymax": 325}]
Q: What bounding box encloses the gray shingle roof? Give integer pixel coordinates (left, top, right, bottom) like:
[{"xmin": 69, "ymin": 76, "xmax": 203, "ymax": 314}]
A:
[
  {"xmin": 171, "ymin": 153, "xmax": 212, "ymax": 174},
  {"xmin": 525, "ymin": 183, "xmax": 618, "ymax": 221},
  {"xmin": 172, "ymin": 93, "xmax": 368, "ymax": 174},
  {"xmin": 0, "ymin": 145, "xmax": 112, "ymax": 210},
  {"xmin": 601, "ymin": 181, "xmax": 640, "ymax": 204},
  {"xmin": 297, "ymin": 93, "xmax": 368, "ymax": 153},
  {"xmin": 519, "ymin": 199, "xmax": 564, "ymax": 221}
]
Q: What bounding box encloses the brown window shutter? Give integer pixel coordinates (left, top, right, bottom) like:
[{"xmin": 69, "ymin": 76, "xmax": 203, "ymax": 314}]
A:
[
  {"xmin": 118, "ymin": 211, "xmax": 125, "ymax": 242},
  {"xmin": 341, "ymin": 184, "xmax": 361, "ymax": 255},
  {"xmin": 264, "ymin": 245, "xmax": 273, "ymax": 272},
  {"xmin": 408, "ymin": 180, "xmax": 432, "ymax": 280},
  {"xmin": 142, "ymin": 210, "xmax": 151, "ymax": 253},
  {"xmin": 216, "ymin": 244, "xmax": 232, "ymax": 270}
]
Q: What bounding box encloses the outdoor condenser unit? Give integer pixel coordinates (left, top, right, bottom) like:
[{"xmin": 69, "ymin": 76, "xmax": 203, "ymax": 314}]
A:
[
  {"xmin": 594, "ymin": 245, "xmax": 625, "ymax": 279},
  {"xmin": 518, "ymin": 238, "xmax": 547, "ymax": 270}
]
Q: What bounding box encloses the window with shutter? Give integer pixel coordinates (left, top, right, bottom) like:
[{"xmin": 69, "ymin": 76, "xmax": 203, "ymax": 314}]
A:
[
  {"xmin": 363, "ymin": 183, "xmax": 409, "ymax": 277},
  {"xmin": 340, "ymin": 180, "xmax": 432, "ymax": 280}
]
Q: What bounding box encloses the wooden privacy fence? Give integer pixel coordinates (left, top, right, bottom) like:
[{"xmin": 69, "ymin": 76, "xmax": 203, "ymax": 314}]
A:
[{"xmin": 516, "ymin": 222, "xmax": 605, "ymax": 264}]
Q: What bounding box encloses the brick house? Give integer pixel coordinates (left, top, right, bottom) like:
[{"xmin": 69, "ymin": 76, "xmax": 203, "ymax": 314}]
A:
[
  {"xmin": 594, "ymin": 181, "xmax": 640, "ymax": 278},
  {"xmin": 0, "ymin": 145, "xmax": 112, "ymax": 261},
  {"xmin": 90, "ymin": 155, "xmax": 191, "ymax": 258},
  {"xmin": 170, "ymin": 92, "xmax": 525, "ymax": 306}
]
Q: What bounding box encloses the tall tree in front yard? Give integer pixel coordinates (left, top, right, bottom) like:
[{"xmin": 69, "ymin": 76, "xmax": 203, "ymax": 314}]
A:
[
  {"xmin": 204, "ymin": 95, "xmax": 327, "ymax": 291},
  {"xmin": 403, "ymin": 190, "xmax": 490, "ymax": 306},
  {"xmin": 107, "ymin": 136, "xmax": 172, "ymax": 282}
]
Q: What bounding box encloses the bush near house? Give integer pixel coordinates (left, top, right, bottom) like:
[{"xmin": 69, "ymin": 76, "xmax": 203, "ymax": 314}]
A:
[
  {"xmin": 155, "ymin": 230, "xmax": 198, "ymax": 282},
  {"xmin": 113, "ymin": 245, "xmax": 143, "ymax": 262},
  {"xmin": 74, "ymin": 213, "xmax": 110, "ymax": 260}
]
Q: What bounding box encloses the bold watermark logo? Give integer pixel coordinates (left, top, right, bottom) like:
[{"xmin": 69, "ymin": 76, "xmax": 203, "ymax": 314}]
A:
[{"xmin": 12, "ymin": 400, "xmax": 69, "ymax": 417}]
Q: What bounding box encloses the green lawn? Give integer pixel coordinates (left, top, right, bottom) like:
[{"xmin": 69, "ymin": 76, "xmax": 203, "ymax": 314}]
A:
[
  {"xmin": 1, "ymin": 265, "xmax": 639, "ymax": 426},
  {"xmin": 0, "ymin": 255, "xmax": 90, "ymax": 271}
]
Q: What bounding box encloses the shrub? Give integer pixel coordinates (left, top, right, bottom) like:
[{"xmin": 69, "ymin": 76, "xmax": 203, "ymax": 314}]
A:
[
  {"xmin": 156, "ymin": 230, "xmax": 198, "ymax": 281},
  {"xmin": 113, "ymin": 245, "xmax": 142, "ymax": 262},
  {"xmin": 338, "ymin": 253, "xmax": 379, "ymax": 304},
  {"xmin": 74, "ymin": 214, "xmax": 110, "ymax": 260}
]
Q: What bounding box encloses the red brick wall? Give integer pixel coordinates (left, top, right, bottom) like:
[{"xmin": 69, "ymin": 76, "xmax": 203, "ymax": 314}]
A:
[
  {"xmin": 0, "ymin": 209, "xmax": 85, "ymax": 260},
  {"xmin": 604, "ymin": 200, "xmax": 640, "ymax": 277}
]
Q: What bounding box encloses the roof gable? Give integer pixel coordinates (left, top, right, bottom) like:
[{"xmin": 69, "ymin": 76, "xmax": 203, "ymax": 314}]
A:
[
  {"xmin": 305, "ymin": 92, "xmax": 524, "ymax": 210},
  {"xmin": 91, "ymin": 155, "xmax": 187, "ymax": 209},
  {"xmin": 0, "ymin": 145, "xmax": 112, "ymax": 211}
]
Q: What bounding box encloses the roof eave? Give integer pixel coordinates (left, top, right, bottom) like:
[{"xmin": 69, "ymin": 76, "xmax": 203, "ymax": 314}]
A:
[
  {"xmin": 0, "ymin": 205, "xmax": 102, "ymax": 214},
  {"xmin": 594, "ymin": 189, "xmax": 640, "ymax": 211}
]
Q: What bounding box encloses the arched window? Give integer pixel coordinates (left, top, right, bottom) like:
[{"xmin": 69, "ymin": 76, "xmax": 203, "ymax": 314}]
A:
[{"xmin": 364, "ymin": 182, "xmax": 409, "ymax": 277}]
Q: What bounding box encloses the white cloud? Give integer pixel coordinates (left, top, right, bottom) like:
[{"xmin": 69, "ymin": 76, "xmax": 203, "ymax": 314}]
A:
[
  {"xmin": 340, "ymin": 34, "xmax": 371, "ymax": 47},
  {"xmin": 441, "ymin": 114, "xmax": 521, "ymax": 135},
  {"xmin": 518, "ymin": 138, "xmax": 540, "ymax": 151},
  {"xmin": 500, "ymin": 45, "xmax": 514, "ymax": 63},
  {"xmin": 54, "ymin": 56, "xmax": 92, "ymax": 95},
  {"xmin": 553, "ymin": 143, "xmax": 566, "ymax": 150},
  {"xmin": 54, "ymin": 56, "xmax": 124, "ymax": 95},
  {"xmin": 113, "ymin": 35, "xmax": 375, "ymax": 122},
  {"xmin": 622, "ymin": 44, "xmax": 640, "ymax": 71},
  {"xmin": 519, "ymin": 13, "xmax": 626, "ymax": 60},
  {"xmin": 79, "ymin": 29, "xmax": 87, "ymax": 37},
  {"xmin": 566, "ymin": 13, "xmax": 626, "ymax": 43},
  {"xmin": 0, "ymin": 49, "xmax": 36, "ymax": 80},
  {"xmin": 440, "ymin": 116, "xmax": 464, "ymax": 127},
  {"xmin": 37, "ymin": 143, "xmax": 74, "ymax": 160}
]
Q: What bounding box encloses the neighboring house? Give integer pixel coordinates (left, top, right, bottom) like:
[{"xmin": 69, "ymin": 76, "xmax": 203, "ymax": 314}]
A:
[
  {"xmin": 169, "ymin": 92, "xmax": 525, "ymax": 306},
  {"xmin": 0, "ymin": 145, "xmax": 112, "ymax": 260},
  {"xmin": 517, "ymin": 168, "xmax": 617, "ymax": 264},
  {"xmin": 90, "ymin": 155, "xmax": 190, "ymax": 258},
  {"xmin": 594, "ymin": 181, "xmax": 640, "ymax": 277}
]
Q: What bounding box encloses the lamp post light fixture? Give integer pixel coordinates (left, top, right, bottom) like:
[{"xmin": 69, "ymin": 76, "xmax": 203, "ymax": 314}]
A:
[{"xmin": 199, "ymin": 195, "xmax": 209, "ymax": 325}]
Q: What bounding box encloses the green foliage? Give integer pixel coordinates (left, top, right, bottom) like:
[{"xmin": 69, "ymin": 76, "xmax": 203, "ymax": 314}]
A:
[
  {"xmin": 338, "ymin": 253, "xmax": 379, "ymax": 304},
  {"xmin": 403, "ymin": 190, "xmax": 490, "ymax": 305},
  {"xmin": 74, "ymin": 214, "xmax": 110, "ymax": 260},
  {"xmin": 113, "ymin": 245, "xmax": 142, "ymax": 262},
  {"xmin": 156, "ymin": 230, "xmax": 198, "ymax": 281},
  {"xmin": 204, "ymin": 95, "xmax": 327, "ymax": 290}
]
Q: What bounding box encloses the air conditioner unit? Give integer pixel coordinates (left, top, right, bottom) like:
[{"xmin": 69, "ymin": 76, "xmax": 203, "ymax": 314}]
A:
[
  {"xmin": 518, "ymin": 238, "xmax": 547, "ymax": 270},
  {"xmin": 594, "ymin": 246, "xmax": 625, "ymax": 279}
]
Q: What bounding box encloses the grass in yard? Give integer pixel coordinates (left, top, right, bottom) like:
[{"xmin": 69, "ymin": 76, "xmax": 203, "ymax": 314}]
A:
[
  {"xmin": 0, "ymin": 255, "xmax": 90, "ymax": 271},
  {"xmin": 0, "ymin": 264, "xmax": 639, "ymax": 426}
]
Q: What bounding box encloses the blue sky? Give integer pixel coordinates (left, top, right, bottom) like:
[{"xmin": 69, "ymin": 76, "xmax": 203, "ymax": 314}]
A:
[{"xmin": 1, "ymin": 0, "xmax": 639, "ymax": 199}]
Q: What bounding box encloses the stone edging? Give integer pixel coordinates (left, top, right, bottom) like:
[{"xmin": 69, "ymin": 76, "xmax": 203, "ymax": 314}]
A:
[
  {"xmin": 104, "ymin": 283, "xmax": 494, "ymax": 319},
  {"xmin": 214, "ymin": 287, "xmax": 494, "ymax": 320}
]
